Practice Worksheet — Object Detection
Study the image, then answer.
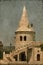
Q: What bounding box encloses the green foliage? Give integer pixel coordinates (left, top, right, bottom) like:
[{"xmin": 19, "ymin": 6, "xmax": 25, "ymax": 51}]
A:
[
  {"xmin": 40, "ymin": 44, "xmax": 43, "ymax": 51},
  {"xmin": 0, "ymin": 51, "xmax": 3, "ymax": 59}
]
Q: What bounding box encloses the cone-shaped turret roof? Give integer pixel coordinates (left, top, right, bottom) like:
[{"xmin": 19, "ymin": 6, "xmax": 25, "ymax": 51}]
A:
[
  {"xmin": 16, "ymin": 6, "xmax": 34, "ymax": 32},
  {"xmin": 19, "ymin": 6, "xmax": 29, "ymax": 27}
]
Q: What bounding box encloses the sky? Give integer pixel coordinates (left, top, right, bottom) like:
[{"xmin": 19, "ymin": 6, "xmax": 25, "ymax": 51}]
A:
[{"xmin": 0, "ymin": 0, "xmax": 43, "ymax": 46}]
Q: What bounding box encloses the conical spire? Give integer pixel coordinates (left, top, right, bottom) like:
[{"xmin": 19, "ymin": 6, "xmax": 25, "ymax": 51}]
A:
[
  {"xmin": 19, "ymin": 6, "xmax": 30, "ymax": 27},
  {"xmin": 16, "ymin": 6, "xmax": 34, "ymax": 32}
]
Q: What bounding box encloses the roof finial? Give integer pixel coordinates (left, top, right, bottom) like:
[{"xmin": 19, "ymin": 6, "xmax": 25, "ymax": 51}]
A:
[
  {"xmin": 22, "ymin": 5, "xmax": 27, "ymax": 17},
  {"xmin": 23, "ymin": 5, "xmax": 26, "ymax": 12}
]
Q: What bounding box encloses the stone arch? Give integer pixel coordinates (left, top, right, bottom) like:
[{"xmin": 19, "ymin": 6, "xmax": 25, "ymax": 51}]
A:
[{"xmin": 19, "ymin": 52, "xmax": 26, "ymax": 61}]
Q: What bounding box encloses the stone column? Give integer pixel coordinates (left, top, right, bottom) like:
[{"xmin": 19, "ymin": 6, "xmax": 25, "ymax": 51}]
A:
[{"xmin": 18, "ymin": 54, "xmax": 19, "ymax": 61}]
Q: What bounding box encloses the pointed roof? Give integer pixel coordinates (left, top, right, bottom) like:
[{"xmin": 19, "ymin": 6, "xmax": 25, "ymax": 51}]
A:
[
  {"xmin": 16, "ymin": 6, "xmax": 34, "ymax": 32},
  {"xmin": 19, "ymin": 6, "xmax": 29, "ymax": 27}
]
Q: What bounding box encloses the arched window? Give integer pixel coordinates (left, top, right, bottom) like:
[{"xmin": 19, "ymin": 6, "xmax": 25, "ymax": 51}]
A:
[
  {"xmin": 19, "ymin": 52, "xmax": 26, "ymax": 61},
  {"xmin": 37, "ymin": 54, "xmax": 40, "ymax": 61},
  {"xmin": 24, "ymin": 36, "xmax": 26, "ymax": 41},
  {"xmin": 20, "ymin": 36, "xmax": 22, "ymax": 41}
]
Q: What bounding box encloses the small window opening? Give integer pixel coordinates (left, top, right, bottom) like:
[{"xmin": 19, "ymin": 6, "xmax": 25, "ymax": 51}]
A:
[
  {"xmin": 20, "ymin": 36, "xmax": 22, "ymax": 41},
  {"xmin": 24, "ymin": 36, "xmax": 26, "ymax": 41},
  {"xmin": 37, "ymin": 54, "xmax": 40, "ymax": 61}
]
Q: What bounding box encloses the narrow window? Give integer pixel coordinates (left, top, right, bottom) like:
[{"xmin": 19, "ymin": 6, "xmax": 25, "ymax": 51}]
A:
[
  {"xmin": 20, "ymin": 36, "xmax": 22, "ymax": 41},
  {"xmin": 24, "ymin": 36, "xmax": 26, "ymax": 41},
  {"xmin": 37, "ymin": 54, "xmax": 40, "ymax": 61}
]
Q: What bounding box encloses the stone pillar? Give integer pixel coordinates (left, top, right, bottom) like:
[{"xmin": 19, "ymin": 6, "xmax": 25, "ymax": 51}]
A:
[{"xmin": 18, "ymin": 54, "xmax": 19, "ymax": 61}]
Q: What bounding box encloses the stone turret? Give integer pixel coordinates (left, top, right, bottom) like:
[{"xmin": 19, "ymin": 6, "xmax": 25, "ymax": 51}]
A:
[{"xmin": 15, "ymin": 6, "xmax": 35, "ymax": 49}]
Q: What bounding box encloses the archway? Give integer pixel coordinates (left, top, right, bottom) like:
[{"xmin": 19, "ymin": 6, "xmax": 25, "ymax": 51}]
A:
[{"xmin": 19, "ymin": 52, "xmax": 26, "ymax": 61}]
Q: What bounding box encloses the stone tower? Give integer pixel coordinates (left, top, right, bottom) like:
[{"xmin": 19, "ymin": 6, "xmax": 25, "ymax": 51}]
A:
[{"xmin": 15, "ymin": 6, "xmax": 35, "ymax": 49}]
